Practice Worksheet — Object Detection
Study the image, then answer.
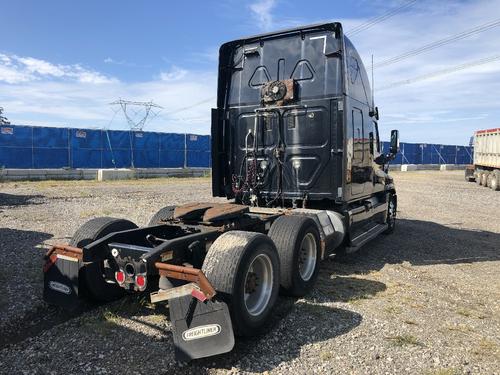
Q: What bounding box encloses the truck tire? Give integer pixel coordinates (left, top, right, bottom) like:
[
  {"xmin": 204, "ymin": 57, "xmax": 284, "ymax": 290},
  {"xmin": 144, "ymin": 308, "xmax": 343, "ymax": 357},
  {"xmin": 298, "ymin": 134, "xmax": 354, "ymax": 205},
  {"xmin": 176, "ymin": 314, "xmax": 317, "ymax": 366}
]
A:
[
  {"xmin": 70, "ymin": 217, "xmax": 138, "ymax": 302},
  {"xmin": 384, "ymin": 193, "xmax": 397, "ymax": 234},
  {"xmin": 491, "ymin": 171, "xmax": 500, "ymax": 191},
  {"xmin": 480, "ymin": 172, "xmax": 489, "ymax": 187},
  {"xmin": 148, "ymin": 205, "xmax": 176, "ymax": 226},
  {"xmin": 486, "ymin": 173, "xmax": 493, "ymax": 188},
  {"xmin": 202, "ymin": 231, "xmax": 280, "ymax": 337},
  {"xmin": 267, "ymin": 216, "xmax": 321, "ymax": 297},
  {"xmin": 475, "ymin": 170, "xmax": 482, "ymax": 185}
]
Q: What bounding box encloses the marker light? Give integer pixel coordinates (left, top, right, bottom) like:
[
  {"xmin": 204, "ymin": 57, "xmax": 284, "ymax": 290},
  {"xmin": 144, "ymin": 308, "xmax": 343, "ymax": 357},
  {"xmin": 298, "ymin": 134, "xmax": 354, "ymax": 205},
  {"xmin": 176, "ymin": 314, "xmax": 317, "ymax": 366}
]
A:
[
  {"xmin": 135, "ymin": 275, "xmax": 146, "ymax": 289},
  {"xmin": 115, "ymin": 271, "xmax": 125, "ymax": 284}
]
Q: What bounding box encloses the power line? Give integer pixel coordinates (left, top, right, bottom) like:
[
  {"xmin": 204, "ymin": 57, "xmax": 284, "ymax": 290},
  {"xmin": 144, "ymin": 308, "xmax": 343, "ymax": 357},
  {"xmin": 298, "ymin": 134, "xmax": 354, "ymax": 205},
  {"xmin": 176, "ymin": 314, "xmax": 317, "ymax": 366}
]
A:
[
  {"xmin": 155, "ymin": 97, "xmax": 216, "ymax": 124},
  {"xmin": 379, "ymin": 54, "xmax": 500, "ymax": 90},
  {"xmin": 374, "ymin": 18, "xmax": 500, "ymax": 69},
  {"xmin": 346, "ymin": 0, "xmax": 417, "ymax": 37},
  {"xmin": 163, "ymin": 97, "xmax": 215, "ymax": 116}
]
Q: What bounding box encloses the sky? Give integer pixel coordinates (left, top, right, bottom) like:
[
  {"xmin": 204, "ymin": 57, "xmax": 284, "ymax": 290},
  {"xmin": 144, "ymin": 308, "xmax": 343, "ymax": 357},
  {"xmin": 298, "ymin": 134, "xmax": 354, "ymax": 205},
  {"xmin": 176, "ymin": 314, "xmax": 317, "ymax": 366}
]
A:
[{"xmin": 1, "ymin": 0, "xmax": 499, "ymax": 145}]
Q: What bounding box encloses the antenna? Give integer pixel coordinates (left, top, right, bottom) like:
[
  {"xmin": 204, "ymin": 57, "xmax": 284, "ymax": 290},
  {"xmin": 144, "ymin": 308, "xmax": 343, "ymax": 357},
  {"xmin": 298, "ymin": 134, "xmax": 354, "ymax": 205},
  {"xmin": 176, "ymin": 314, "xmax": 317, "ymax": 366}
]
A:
[
  {"xmin": 371, "ymin": 54, "xmax": 375, "ymax": 111},
  {"xmin": 109, "ymin": 99, "xmax": 163, "ymax": 131}
]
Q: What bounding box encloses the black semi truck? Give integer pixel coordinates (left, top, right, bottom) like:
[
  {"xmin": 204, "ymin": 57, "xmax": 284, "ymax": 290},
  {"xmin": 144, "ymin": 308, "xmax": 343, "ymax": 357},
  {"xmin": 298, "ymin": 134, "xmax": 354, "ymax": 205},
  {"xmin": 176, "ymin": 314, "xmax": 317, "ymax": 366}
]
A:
[{"xmin": 43, "ymin": 22, "xmax": 400, "ymax": 361}]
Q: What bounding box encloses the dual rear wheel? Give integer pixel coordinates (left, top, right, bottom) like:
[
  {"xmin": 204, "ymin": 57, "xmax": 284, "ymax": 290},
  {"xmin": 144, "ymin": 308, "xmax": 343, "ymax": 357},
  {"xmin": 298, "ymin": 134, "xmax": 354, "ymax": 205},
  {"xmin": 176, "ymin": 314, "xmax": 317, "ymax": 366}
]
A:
[
  {"xmin": 476, "ymin": 170, "xmax": 500, "ymax": 190},
  {"xmin": 71, "ymin": 212, "xmax": 322, "ymax": 335},
  {"xmin": 202, "ymin": 216, "xmax": 321, "ymax": 336}
]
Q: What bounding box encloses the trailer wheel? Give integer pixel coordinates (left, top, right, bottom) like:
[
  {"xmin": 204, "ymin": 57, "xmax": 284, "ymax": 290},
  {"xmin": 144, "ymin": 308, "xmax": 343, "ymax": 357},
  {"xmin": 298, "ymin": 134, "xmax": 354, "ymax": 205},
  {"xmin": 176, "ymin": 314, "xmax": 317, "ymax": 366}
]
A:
[
  {"xmin": 202, "ymin": 231, "xmax": 280, "ymax": 336},
  {"xmin": 475, "ymin": 170, "xmax": 482, "ymax": 185},
  {"xmin": 486, "ymin": 173, "xmax": 493, "ymax": 188},
  {"xmin": 70, "ymin": 217, "xmax": 138, "ymax": 302},
  {"xmin": 268, "ymin": 216, "xmax": 321, "ymax": 297},
  {"xmin": 491, "ymin": 171, "xmax": 500, "ymax": 191},
  {"xmin": 148, "ymin": 205, "xmax": 176, "ymax": 226},
  {"xmin": 480, "ymin": 172, "xmax": 489, "ymax": 186}
]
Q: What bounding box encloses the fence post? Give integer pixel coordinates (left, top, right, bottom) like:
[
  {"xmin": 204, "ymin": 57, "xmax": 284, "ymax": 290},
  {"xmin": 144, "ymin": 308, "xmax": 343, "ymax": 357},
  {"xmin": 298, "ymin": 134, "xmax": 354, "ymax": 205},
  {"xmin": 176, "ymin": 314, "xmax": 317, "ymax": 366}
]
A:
[
  {"xmin": 184, "ymin": 133, "xmax": 187, "ymax": 169},
  {"xmin": 31, "ymin": 126, "xmax": 34, "ymax": 168}
]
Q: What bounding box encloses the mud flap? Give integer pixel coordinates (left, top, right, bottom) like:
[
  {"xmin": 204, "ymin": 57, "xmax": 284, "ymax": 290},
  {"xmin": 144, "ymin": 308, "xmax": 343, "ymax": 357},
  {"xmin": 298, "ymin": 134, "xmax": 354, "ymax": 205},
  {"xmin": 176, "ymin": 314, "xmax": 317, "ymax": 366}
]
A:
[
  {"xmin": 169, "ymin": 294, "xmax": 234, "ymax": 361},
  {"xmin": 43, "ymin": 254, "xmax": 83, "ymax": 311}
]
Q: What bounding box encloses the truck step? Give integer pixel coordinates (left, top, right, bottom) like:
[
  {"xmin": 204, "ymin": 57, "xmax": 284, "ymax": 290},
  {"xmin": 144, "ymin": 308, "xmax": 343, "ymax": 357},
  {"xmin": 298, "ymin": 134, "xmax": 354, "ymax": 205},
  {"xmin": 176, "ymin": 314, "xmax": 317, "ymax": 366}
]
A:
[{"xmin": 346, "ymin": 223, "xmax": 387, "ymax": 253}]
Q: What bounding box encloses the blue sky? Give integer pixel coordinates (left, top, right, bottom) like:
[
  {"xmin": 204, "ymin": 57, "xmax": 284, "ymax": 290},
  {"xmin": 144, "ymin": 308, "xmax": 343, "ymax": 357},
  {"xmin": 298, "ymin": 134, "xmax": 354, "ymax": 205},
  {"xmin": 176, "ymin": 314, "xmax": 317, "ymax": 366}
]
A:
[{"xmin": 1, "ymin": 0, "xmax": 499, "ymax": 145}]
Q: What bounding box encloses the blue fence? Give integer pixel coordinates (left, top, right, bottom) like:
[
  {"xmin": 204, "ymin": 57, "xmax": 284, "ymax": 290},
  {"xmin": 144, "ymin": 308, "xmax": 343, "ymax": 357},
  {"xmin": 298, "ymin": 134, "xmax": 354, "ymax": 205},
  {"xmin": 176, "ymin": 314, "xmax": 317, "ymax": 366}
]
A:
[
  {"xmin": 0, "ymin": 124, "xmax": 472, "ymax": 169},
  {"xmin": 381, "ymin": 142, "xmax": 473, "ymax": 165},
  {"xmin": 0, "ymin": 125, "xmax": 211, "ymax": 169}
]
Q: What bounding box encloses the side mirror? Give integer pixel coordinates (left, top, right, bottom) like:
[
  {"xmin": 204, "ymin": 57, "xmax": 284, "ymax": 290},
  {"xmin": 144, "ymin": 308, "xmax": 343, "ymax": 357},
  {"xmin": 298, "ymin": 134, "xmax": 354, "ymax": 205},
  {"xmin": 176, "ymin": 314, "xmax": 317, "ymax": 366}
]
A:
[
  {"xmin": 369, "ymin": 106, "xmax": 379, "ymax": 120},
  {"xmin": 390, "ymin": 129, "xmax": 400, "ymax": 155}
]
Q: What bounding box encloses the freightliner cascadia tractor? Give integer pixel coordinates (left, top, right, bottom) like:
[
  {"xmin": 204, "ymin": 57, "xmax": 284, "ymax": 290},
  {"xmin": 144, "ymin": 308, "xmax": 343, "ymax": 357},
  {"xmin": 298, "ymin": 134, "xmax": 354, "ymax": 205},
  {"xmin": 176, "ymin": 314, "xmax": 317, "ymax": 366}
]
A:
[{"xmin": 43, "ymin": 22, "xmax": 400, "ymax": 361}]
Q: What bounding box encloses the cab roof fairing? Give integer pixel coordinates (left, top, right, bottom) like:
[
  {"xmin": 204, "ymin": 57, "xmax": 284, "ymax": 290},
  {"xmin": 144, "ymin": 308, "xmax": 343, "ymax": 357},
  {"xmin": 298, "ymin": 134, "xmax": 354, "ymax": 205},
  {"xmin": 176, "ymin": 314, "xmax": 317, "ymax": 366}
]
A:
[{"xmin": 215, "ymin": 22, "xmax": 345, "ymax": 108}]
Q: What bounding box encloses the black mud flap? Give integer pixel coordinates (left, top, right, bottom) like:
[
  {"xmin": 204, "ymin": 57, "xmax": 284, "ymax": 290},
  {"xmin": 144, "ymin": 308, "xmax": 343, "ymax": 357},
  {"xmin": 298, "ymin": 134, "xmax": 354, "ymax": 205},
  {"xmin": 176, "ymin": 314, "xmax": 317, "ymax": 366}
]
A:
[
  {"xmin": 43, "ymin": 255, "xmax": 83, "ymax": 311},
  {"xmin": 169, "ymin": 295, "xmax": 235, "ymax": 361}
]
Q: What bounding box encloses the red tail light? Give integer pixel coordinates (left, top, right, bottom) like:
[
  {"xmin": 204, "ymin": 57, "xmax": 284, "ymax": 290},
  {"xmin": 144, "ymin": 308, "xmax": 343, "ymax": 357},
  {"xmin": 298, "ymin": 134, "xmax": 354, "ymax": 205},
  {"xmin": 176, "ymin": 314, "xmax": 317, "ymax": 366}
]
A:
[
  {"xmin": 115, "ymin": 271, "xmax": 125, "ymax": 284},
  {"xmin": 135, "ymin": 275, "xmax": 146, "ymax": 289}
]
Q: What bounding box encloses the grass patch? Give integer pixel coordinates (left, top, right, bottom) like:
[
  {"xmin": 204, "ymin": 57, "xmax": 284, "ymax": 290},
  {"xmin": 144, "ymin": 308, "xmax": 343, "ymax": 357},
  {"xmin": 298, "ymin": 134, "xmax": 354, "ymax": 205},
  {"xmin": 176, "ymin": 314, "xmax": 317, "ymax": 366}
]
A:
[
  {"xmin": 472, "ymin": 338, "xmax": 499, "ymax": 358},
  {"xmin": 384, "ymin": 305, "xmax": 402, "ymax": 315},
  {"xmin": 347, "ymin": 293, "xmax": 373, "ymax": 304},
  {"xmin": 385, "ymin": 334, "xmax": 424, "ymax": 347},
  {"xmin": 320, "ymin": 351, "xmax": 333, "ymax": 361},
  {"xmin": 29, "ymin": 176, "xmax": 211, "ymax": 189},
  {"xmin": 425, "ymin": 368, "xmax": 461, "ymax": 375},
  {"xmin": 147, "ymin": 314, "xmax": 167, "ymax": 324},
  {"xmin": 446, "ymin": 324, "xmax": 474, "ymax": 333},
  {"xmin": 456, "ymin": 308, "xmax": 472, "ymax": 317},
  {"xmin": 79, "ymin": 209, "xmax": 113, "ymax": 218},
  {"xmin": 78, "ymin": 191, "xmax": 93, "ymax": 198},
  {"xmin": 102, "ymin": 310, "xmax": 121, "ymax": 324},
  {"xmin": 403, "ymin": 319, "xmax": 417, "ymax": 325}
]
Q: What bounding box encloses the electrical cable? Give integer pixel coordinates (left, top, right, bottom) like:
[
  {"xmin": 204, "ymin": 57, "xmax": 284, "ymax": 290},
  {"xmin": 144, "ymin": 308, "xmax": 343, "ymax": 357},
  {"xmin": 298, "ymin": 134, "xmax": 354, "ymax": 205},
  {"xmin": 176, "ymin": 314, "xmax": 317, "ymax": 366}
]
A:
[
  {"xmin": 374, "ymin": 18, "xmax": 500, "ymax": 69},
  {"xmin": 378, "ymin": 54, "xmax": 500, "ymax": 90},
  {"xmin": 346, "ymin": 0, "xmax": 417, "ymax": 37}
]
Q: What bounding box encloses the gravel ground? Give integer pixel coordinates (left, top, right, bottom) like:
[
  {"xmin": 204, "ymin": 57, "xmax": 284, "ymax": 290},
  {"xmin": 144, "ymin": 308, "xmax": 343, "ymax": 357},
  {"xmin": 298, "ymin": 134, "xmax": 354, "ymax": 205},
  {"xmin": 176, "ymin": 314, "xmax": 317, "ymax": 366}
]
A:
[{"xmin": 0, "ymin": 171, "xmax": 498, "ymax": 375}]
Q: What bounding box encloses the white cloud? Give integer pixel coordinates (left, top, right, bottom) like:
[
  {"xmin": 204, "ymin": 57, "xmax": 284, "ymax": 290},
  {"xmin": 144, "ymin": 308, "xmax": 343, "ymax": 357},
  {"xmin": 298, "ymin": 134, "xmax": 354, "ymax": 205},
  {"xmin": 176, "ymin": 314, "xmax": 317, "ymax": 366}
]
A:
[
  {"xmin": 249, "ymin": 0, "xmax": 276, "ymax": 31},
  {"xmin": 159, "ymin": 66, "xmax": 189, "ymax": 81},
  {"xmin": 2, "ymin": 0, "xmax": 500, "ymax": 142},
  {"xmin": 0, "ymin": 54, "xmax": 216, "ymax": 134},
  {"xmin": 343, "ymin": 0, "xmax": 500, "ymax": 144},
  {"xmin": 0, "ymin": 53, "xmax": 116, "ymax": 84},
  {"xmin": 0, "ymin": 64, "xmax": 32, "ymax": 84}
]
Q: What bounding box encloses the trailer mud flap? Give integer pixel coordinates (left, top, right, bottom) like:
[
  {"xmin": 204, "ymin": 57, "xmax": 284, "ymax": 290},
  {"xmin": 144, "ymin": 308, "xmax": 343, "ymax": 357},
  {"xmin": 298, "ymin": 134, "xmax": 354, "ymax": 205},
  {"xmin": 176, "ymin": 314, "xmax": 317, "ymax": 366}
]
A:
[
  {"xmin": 43, "ymin": 254, "xmax": 82, "ymax": 311},
  {"xmin": 169, "ymin": 295, "xmax": 234, "ymax": 361}
]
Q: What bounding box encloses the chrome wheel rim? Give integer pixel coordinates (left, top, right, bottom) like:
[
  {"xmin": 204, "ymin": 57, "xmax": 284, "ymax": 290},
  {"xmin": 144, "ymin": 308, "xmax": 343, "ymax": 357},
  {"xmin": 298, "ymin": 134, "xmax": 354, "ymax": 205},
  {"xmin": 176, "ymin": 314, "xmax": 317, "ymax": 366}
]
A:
[
  {"xmin": 244, "ymin": 253, "xmax": 273, "ymax": 316},
  {"xmin": 298, "ymin": 233, "xmax": 317, "ymax": 281}
]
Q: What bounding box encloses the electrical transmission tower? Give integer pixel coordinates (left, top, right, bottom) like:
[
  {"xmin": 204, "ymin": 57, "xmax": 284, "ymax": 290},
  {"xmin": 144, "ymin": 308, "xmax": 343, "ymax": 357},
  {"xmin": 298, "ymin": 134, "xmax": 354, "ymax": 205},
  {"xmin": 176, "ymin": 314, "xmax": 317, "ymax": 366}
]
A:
[
  {"xmin": 0, "ymin": 107, "xmax": 10, "ymax": 125},
  {"xmin": 109, "ymin": 99, "xmax": 163, "ymax": 131}
]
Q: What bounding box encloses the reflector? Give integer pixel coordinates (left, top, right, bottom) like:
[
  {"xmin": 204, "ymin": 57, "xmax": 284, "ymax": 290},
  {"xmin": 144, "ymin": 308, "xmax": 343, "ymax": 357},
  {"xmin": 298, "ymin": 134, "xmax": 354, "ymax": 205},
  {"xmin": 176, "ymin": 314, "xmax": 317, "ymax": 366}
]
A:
[
  {"xmin": 115, "ymin": 271, "xmax": 125, "ymax": 284},
  {"xmin": 135, "ymin": 275, "xmax": 146, "ymax": 288}
]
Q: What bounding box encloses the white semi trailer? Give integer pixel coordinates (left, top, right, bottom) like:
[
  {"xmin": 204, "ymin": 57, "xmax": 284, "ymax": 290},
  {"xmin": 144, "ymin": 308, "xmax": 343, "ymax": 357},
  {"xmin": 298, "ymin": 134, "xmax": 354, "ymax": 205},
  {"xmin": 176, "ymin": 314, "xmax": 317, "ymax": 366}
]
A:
[{"xmin": 465, "ymin": 127, "xmax": 500, "ymax": 190}]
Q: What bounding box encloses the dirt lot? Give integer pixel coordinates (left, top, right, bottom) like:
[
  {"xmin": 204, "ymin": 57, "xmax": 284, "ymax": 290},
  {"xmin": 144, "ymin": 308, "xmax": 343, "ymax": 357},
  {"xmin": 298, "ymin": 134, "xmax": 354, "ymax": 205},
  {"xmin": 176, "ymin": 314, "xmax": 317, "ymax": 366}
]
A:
[{"xmin": 0, "ymin": 171, "xmax": 498, "ymax": 375}]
